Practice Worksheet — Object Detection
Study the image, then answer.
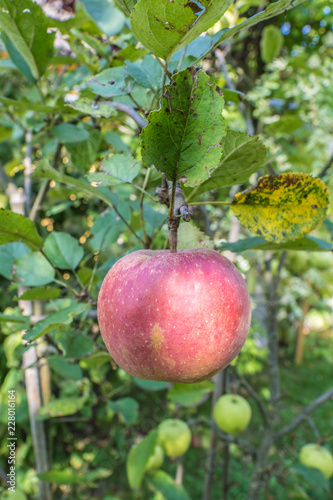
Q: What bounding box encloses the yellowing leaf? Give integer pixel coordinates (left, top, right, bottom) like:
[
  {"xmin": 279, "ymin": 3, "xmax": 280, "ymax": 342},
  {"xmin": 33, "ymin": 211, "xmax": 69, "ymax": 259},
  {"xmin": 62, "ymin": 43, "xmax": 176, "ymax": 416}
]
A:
[{"xmin": 231, "ymin": 174, "xmax": 329, "ymax": 243}]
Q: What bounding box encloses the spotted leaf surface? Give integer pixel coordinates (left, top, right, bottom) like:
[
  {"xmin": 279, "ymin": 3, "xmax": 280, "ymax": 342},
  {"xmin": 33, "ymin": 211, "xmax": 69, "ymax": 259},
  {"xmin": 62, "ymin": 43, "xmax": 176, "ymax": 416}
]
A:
[
  {"xmin": 130, "ymin": 0, "xmax": 232, "ymax": 60},
  {"xmin": 141, "ymin": 68, "xmax": 225, "ymax": 187},
  {"xmin": 231, "ymin": 174, "xmax": 329, "ymax": 243}
]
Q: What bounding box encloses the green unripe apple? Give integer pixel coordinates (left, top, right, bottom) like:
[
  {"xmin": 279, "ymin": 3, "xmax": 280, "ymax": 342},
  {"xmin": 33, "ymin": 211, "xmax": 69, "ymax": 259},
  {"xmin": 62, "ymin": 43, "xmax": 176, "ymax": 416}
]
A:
[
  {"xmin": 213, "ymin": 394, "xmax": 251, "ymax": 435},
  {"xmin": 299, "ymin": 443, "xmax": 333, "ymax": 479},
  {"xmin": 145, "ymin": 445, "xmax": 164, "ymax": 471},
  {"xmin": 157, "ymin": 419, "xmax": 191, "ymax": 458}
]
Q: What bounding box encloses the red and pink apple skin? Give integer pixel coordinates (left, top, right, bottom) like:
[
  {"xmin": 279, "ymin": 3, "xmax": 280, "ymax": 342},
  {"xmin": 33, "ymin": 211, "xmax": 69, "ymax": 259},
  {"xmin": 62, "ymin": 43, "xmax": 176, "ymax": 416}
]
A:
[{"xmin": 97, "ymin": 248, "xmax": 251, "ymax": 383}]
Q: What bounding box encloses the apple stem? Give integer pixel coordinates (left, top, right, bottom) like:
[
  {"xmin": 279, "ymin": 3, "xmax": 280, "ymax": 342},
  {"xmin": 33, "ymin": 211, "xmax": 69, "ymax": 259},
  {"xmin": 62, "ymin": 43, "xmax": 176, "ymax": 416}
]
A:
[{"xmin": 155, "ymin": 174, "xmax": 192, "ymax": 253}]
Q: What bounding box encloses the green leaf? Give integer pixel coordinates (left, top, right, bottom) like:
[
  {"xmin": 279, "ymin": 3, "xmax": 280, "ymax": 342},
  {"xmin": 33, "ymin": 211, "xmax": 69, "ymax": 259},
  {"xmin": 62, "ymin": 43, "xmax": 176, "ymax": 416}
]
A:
[
  {"xmin": 52, "ymin": 124, "xmax": 90, "ymax": 144},
  {"xmin": 324, "ymin": 219, "xmax": 333, "ymax": 236},
  {"xmin": 37, "ymin": 471, "xmax": 82, "ymax": 485},
  {"xmin": 168, "ymin": 381, "xmax": 214, "ymax": 407},
  {"xmin": 108, "ymin": 397, "xmax": 139, "ymax": 426},
  {"xmin": 32, "ymin": 159, "xmax": 118, "ymax": 210},
  {"xmin": 133, "ymin": 378, "xmax": 168, "ymax": 391},
  {"xmin": 89, "ymin": 210, "xmax": 128, "ymax": 251},
  {"xmin": 1, "ymin": 31, "xmax": 34, "ymax": 82},
  {"xmin": 231, "ymin": 174, "xmax": 329, "ymax": 243},
  {"xmin": 266, "ymin": 115, "xmax": 303, "ymax": 135},
  {"xmin": 192, "ymin": 130, "xmax": 267, "ymax": 196},
  {"xmin": 23, "ymin": 302, "xmax": 88, "ymax": 342},
  {"xmin": 131, "ymin": 0, "xmax": 232, "ymax": 60},
  {"xmin": 125, "ymin": 55, "xmax": 163, "ymax": 90},
  {"xmin": 69, "ymin": 98, "xmax": 116, "ymax": 118},
  {"xmin": 88, "ymin": 66, "xmax": 140, "ymax": 98},
  {"xmin": 0, "ymin": 313, "xmax": 29, "ymax": 325},
  {"xmin": 126, "ymin": 430, "xmax": 158, "ymax": 489},
  {"xmin": 54, "ymin": 330, "xmax": 94, "ymax": 359},
  {"xmin": 146, "ymin": 470, "xmax": 191, "ymax": 500},
  {"xmin": 114, "ymin": 0, "xmax": 137, "ymax": 16},
  {"xmin": 48, "ymin": 356, "xmax": 83, "ymax": 380},
  {"xmin": 0, "ymin": 96, "xmax": 63, "ymax": 114},
  {"xmin": 0, "ymin": 242, "xmax": 29, "ymax": 279},
  {"xmin": 16, "ymin": 287, "xmax": 61, "ymax": 301},
  {"xmin": 44, "ymin": 232, "xmax": 84, "ymax": 270},
  {"xmin": 0, "ymin": 209, "xmax": 43, "ymax": 250},
  {"xmin": 209, "ymin": 0, "xmax": 305, "ymax": 53},
  {"xmin": 104, "ymin": 131, "xmax": 130, "ymax": 153},
  {"xmin": 0, "ymin": 0, "xmax": 54, "ymax": 80},
  {"xmin": 141, "ymin": 68, "xmax": 225, "ymax": 187},
  {"xmin": 67, "ymin": 129, "xmax": 102, "ymax": 171},
  {"xmin": 220, "ymin": 236, "xmax": 333, "ymax": 253},
  {"xmin": 88, "ymin": 153, "xmax": 141, "ymax": 186},
  {"xmin": 260, "ymin": 24, "xmax": 284, "ymax": 63},
  {"xmin": 13, "ymin": 251, "xmax": 55, "ymax": 286},
  {"xmin": 80, "ymin": 0, "xmax": 125, "ymax": 36},
  {"xmin": 38, "ymin": 397, "xmax": 86, "ymax": 419},
  {"xmin": 177, "ymin": 222, "xmax": 214, "ymax": 250}
]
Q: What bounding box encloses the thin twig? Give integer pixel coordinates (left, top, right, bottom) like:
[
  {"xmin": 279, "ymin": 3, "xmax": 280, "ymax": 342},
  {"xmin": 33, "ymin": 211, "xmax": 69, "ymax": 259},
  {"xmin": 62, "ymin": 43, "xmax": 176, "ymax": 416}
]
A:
[
  {"xmin": 133, "ymin": 183, "xmax": 160, "ymax": 202},
  {"xmin": 273, "ymin": 387, "xmax": 333, "ymax": 442},
  {"xmin": 318, "ymin": 153, "xmax": 333, "ymax": 179},
  {"xmin": 100, "ymin": 101, "xmax": 147, "ymax": 129},
  {"xmin": 140, "ymin": 167, "xmax": 152, "ymax": 248},
  {"xmin": 29, "ymin": 143, "xmax": 62, "ymax": 222}
]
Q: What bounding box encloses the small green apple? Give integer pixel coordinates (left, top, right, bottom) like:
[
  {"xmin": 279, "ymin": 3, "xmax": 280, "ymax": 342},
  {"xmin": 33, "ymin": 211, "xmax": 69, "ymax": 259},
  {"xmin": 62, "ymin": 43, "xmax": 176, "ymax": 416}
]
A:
[
  {"xmin": 145, "ymin": 445, "xmax": 164, "ymax": 471},
  {"xmin": 299, "ymin": 443, "xmax": 333, "ymax": 479},
  {"xmin": 213, "ymin": 394, "xmax": 251, "ymax": 435},
  {"xmin": 157, "ymin": 419, "xmax": 191, "ymax": 458}
]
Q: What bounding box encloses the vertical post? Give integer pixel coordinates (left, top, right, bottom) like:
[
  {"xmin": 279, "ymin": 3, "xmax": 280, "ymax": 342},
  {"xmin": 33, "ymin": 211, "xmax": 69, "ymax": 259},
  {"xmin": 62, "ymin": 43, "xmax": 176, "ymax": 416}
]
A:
[{"xmin": 7, "ymin": 132, "xmax": 52, "ymax": 500}]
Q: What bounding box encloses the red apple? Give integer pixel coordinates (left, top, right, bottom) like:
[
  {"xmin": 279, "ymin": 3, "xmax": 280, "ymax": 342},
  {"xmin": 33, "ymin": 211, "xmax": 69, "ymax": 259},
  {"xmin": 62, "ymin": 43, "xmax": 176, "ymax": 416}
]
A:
[{"xmin": 97, "ymin": 248, "xmax": 251, "ymax": 383}]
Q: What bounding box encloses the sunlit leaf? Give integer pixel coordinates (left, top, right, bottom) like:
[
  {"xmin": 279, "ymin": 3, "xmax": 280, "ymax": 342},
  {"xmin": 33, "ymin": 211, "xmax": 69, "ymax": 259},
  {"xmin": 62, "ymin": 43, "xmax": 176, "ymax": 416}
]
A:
[
  {"xmin": 168, "ymin": 381, "xmax": 214, "ymax": 406},
  {"xmin": 177, "ymin": 223, "xmax": 214, "ymax": 250},
  {"xmin": 260, "ymin": 24, "xmax": 283, "ymax": 63},
  {"xmin": 16, "ymin": 286, "xmax": 61, "ymax": 301},
  {"xmin": 37, "ymin": 397, "xmax": 86, "ymax": 419},
  {"xmin": 13, "ymin": 251, "xmax": 55, "ymax": 286},
  {"xmin": 88, "ymin": 66, "xmax": 140, "ymax": 98},
  {"xmin": 0, "ymin": 209, "xmax": 43, "ymax": 250},
  {"xmin": 44, "ymin": 232, "xmax": 84, "ymax": 270},
  {"xmin": 192, "ymin": 130, "xmax": 267, "ymax": 196},
  {"xmin": 69, "ymin": 98, "xmax": 116, "ymax": 118},
  {"xmin": 231, "ymin": 174, "xmax": 329, "ymax": 243},
  {"xmin": 146, "ymin": 470, "xmax": 191, "ymax": 500},
  {"xmin": 23, "ymin": 302, "xmax": 88, "ymax": 342},
  {"xmin": 37, "ymin": 471, "xmax": 83, "ymax": 484},
  {"xmin": 0, "ymin": 0, "xmax": 54, "ymax": 80},
  {"xmin": 131, "ymin": 0, "xmax": 232, "ymax": 60},
  {"xmin": 126, "ymin": 430, "xmax": 158, "ymax": 489},
  {"xmin": 141, "ymin": 67, "xmax": 225, "ymax": 187},
  {"xmin": 88, "ymin": 153, "xmax": 141, "ymax": 186}
]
